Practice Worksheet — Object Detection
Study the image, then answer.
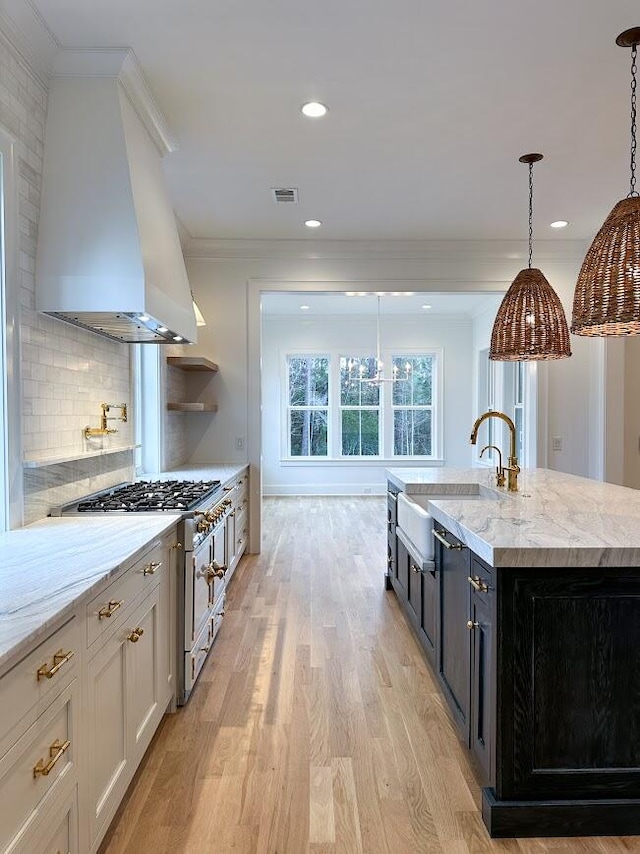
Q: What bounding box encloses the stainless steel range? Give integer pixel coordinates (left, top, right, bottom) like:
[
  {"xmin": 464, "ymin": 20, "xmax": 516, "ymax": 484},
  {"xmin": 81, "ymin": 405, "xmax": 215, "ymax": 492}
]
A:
[{"xmin": 51, "ymin": 478, "xmax": 233, "ymax": 704}]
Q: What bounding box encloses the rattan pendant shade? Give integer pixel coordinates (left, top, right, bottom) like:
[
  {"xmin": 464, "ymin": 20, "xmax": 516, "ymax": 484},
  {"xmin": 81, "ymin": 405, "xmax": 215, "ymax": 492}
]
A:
[
  {"xmin": 490, "ymin": 153, "xmax": 572, "ymax": 361},
  {"xmin": 572, "ymin": 27, "xmax": 640, "ymax": 336},
  {"xmin": 571, "ymin": 197, "xmax": 640, "ymax": 334},
  {"xmin": 491, "ymin": 268, "xmax": 572, "ymax": 360}
]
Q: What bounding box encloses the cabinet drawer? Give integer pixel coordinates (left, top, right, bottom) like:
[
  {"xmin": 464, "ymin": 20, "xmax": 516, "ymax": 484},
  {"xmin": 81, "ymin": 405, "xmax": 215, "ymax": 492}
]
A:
[
  {"xmin": 235, "ymin": 508, "xmax": 248, "ymax": 554},
  {"xmin": 15, "ymin": 786, "xmax": 79, "ymax": 854},
  {"xmin": 86, "ymin": 541, "xmax": 163, "ymax": 649},
  {"xmin": 0, "ymin": 681, "xmax": 77, "ymax": 853},
  {"xmin": 0, "ymin": 618, "xmax": 79, "ymax": 752},
  {"xmin": 185, "ymin": 619, "xmax": 212, "ymax": 696}
]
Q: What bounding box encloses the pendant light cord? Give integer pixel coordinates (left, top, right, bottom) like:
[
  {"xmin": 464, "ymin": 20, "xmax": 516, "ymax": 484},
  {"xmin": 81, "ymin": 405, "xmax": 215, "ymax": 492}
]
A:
[
  {"xmin": 630, "ymin": 41, "xmax": 638, "ymax": 198},
  {"xmin": 528, "ymin": 161, "xmax": 534, "ymax": 269}
]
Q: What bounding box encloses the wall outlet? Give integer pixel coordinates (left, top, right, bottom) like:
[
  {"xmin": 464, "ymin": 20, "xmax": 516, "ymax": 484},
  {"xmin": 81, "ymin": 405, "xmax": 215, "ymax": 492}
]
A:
[
  {"xmin": 235, "ymin": 436, "xmax": 244, "ymax": 450},
  {"xmin": 551, "ymin": 436, "xmax": 563, "ymax": 452}
]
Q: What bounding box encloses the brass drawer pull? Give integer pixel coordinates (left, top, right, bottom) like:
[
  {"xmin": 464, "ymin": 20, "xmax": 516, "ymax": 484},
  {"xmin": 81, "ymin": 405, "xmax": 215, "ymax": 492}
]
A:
[
  {"xmin": 466, "ymin": 620, "xmax": 479, "ymax": 630},
  {"xmin": 468, "ymin": 575, "xmax": 489, "ymax": 593},
  {"xmin": 98, "ymin": 599, "xmax": 123, "ymax": 619},
  {"xmin": 33, "ymin": 739, "xmax": 71, "ymax": 778},
  {"xmin": 127, "ymin": 627, "xmax": 145, "ymax": 643},
  {"xmin": 37, "ymin": 649, "xmax": 75, "ymax": 681},
  {"xmin": 143, "ymin": 560, "xmax": 162, "ymax": 576},
  {"xmin": 432, "ymin": 529, "xmax": 466, "ymax": 550},
  {"xmin": 171, "ymin": 541, "xmax": 183, "ymax": 550}
]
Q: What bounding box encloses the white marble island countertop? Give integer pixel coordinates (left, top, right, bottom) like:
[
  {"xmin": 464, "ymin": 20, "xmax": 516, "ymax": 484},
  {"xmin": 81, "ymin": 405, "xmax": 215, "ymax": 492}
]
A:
[
  {"xmin": 386, "ymin": 467, "xmax": 640, "ymax": 568},
  {"xmin": 0, "ymin": 514, "xmax": 181, "ymax": 674}
]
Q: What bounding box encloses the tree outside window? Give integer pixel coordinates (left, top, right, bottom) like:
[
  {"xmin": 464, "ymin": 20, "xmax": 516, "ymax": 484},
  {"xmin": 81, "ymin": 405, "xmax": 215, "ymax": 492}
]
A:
[
  {"xmin": 339, "ymin": 356, "xmax": 380, "ymax": 456},
  {"xmin": 392, "ymin": 355, "xmax": 434, "ymax": 456},
  {"xmin": 287, "ymin": 355, "xmax": 329, "ymax": 456}
]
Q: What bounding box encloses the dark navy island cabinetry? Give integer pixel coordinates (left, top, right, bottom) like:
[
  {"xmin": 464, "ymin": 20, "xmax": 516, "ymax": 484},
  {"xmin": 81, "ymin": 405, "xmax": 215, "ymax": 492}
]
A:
[{"xmin": 386, "ymin": 477, "xmax": 640, "ymax": 839}]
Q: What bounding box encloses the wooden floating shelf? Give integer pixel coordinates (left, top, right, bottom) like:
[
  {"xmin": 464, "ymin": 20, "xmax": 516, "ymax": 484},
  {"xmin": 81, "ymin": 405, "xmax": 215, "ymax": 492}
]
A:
[
  {"xmin": 166, "ymin": 356, "xmax": 219, "ymax": 372},
  {"xmin": 167, "ymin": 402, "xmax": 219, "ymax": 412}
]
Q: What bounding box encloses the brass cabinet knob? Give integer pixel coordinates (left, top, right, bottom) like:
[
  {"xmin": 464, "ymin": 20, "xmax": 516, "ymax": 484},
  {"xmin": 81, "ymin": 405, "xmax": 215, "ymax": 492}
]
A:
[
  {"xmin": 466, "ymin": 620, "xmax": 479, "ymax": 630},
  {"xmin": 411, "ymin": 563, "xmax": 421, "ymax": 574},
  {"xmin": 127, "ymin": 627, "xmax": 145, "ymax": 643}
]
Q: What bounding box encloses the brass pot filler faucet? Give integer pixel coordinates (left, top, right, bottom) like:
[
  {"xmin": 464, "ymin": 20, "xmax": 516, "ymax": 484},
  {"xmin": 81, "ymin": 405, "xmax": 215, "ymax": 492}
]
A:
[
  {"xmin": 84, "ymin": 402, "xmax": 127, "ymax": 439},
  {"xmin": 470, "ymin": 410, "xmax": 520, "ymax": 492}
]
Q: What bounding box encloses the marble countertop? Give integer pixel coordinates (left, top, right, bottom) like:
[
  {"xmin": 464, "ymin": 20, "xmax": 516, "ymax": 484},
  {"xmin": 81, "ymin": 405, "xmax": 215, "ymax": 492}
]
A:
[
  {"xmin": 386, "ymin": 466, "xmax": 640, "ymax": 568},
  {"xmin": 0, "ymin": 462, "xmax": 249, "ymax": 675},
  {"xmin": 0, "ymin": 514, "xmax": 181, "ymax": 675}
]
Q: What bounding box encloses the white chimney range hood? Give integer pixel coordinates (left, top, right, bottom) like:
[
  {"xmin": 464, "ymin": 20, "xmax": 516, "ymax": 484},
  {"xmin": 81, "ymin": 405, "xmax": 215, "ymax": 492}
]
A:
[{"xmin": 35, "ymin": 49, "xmax": 197, "ymax": 344}]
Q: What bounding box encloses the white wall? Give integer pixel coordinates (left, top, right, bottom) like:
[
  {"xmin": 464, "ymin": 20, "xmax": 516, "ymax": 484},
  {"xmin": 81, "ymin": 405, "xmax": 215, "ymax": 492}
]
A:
[{"xmin": 261, "ymin": 313, "xmax": 474, "ymax": 495}]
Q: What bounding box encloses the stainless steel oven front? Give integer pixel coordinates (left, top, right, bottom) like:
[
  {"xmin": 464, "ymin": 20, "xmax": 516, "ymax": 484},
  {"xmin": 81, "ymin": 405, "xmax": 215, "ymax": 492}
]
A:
[{"xmin": 178, "ymin": 492, "xmax": 233, "ymax": 704}]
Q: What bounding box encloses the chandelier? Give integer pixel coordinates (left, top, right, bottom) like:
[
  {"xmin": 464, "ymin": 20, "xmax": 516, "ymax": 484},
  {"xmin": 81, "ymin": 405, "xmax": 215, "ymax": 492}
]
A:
[
  {"xmin": 572, "ymin": 27, "xmax": 640, "ymax": 336},
  {"xmin": 346, "ymin": 295, "xmax": 412, "ymax": 385}
]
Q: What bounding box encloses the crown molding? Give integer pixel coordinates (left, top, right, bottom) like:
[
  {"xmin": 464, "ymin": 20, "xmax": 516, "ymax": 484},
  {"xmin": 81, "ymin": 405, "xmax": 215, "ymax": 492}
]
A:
[
  {"xmin": 185, "ymin": 237, "xmax": 590, "ymax": 263},
  {"xmin": 0, "ymin": 1, "xmax": 57, "ymax": 89},
  {"xmin": 51, "ymin": 48, "xmax": 178, "ymax": 156}
]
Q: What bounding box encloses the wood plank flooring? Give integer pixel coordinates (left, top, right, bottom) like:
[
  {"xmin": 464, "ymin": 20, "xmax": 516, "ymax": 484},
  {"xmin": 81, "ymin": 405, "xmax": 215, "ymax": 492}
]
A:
[{"xmin": 100, "ymin": 497, "xmax": 640, "ymax": 854}]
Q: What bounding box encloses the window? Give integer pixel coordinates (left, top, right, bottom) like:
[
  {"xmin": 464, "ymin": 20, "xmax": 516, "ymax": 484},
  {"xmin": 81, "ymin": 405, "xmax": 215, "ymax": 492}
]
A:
[
  {"xmin": 340, "ymin": 356, "xmax": 380, "ymax": 456},
  {"xmin": 512, "ymin": 360, "xmax": 525, "ymax": 463},
  {"xmin": 0, "ymin": 128, "xmax": 20, "ymax": 530},
  {"xmin": 392, "ymin": 355, "xmax": 434, "ymax": 456},
  {"xmin": 284, "ymin": 351, "xmax": 440, "ymax": 459},
  {"xmin": 476, "ymin": 347, "xmax": 497, "ymax": 463},
  {"xmin": 287, "ymin": 355, "xmax": 329, "ymax": 456}
]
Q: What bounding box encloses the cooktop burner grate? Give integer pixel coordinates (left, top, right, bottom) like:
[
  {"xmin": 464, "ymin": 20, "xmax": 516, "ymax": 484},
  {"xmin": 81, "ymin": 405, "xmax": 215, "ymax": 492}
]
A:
[{"xmin": 76, "ymin": 479, "xmax": 221, "ymax": 512}]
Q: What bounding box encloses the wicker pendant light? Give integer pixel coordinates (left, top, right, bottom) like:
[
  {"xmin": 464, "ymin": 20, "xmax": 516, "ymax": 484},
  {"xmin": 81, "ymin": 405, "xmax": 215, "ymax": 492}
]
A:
[
  {"xmin": 572, "ymin": 27, "xmax": 640, "ymax": 336},
  {"xmin": 490, "ymin": 154, "xmax": 572, "ymax": 361}
]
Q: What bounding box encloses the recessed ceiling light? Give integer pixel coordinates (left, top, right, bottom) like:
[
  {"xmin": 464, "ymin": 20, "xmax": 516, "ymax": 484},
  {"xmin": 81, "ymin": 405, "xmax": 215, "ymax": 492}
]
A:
[
  {"xmin": 421, "ymin": 304, "xmax": 432, "ymax": 310},
  {"xmin": 299, "ymin": 305, "xmax": 310, "ymax": 311},
  {"xmin": 304, "ymin": 219, "xmax": 322, "ymax": 228},
  {"xmin": 301, "ymin": 102, "xmax": 328, "ymax": 118},
  {"xmin": 550, "ymin": 220, "xmax": 569, "ymax": 228}
]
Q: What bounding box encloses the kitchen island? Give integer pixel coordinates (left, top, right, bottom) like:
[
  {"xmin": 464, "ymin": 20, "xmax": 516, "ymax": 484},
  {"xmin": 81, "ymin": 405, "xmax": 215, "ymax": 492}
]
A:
[{"xmin": 386, "ymin": 466, "xmax": 640, "ymax": 838}]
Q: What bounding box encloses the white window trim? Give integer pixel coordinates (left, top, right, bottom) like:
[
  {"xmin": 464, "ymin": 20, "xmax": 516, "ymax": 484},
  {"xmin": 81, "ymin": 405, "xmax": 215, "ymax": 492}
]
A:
[{"xmin": 0, "ymin": 127, "xmax": 22, "ymax": 529}]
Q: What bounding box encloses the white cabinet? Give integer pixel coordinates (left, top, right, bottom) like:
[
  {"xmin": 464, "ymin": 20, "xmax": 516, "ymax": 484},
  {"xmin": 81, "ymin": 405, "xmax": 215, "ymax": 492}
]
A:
[
  {"xmin": 0, "ymin": 618, "xmax": 80, "ymax": 854},
  {"xmin": 0, "ymin": 524, "xmax": 178, "ymax": 854},
  {"xmin": 83, "ymin": 536, "xmax": 175, "ymax": 852},
  {"xmin": 224, "ymin": 467, "xmax": 249, "ymax": 583}
]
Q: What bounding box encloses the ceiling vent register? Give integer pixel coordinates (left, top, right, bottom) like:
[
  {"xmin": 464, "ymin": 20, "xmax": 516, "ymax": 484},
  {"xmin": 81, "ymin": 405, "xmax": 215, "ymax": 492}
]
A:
[{"xmin": 271, "ymin": 187, "xmax": 299, "ymax": 203}]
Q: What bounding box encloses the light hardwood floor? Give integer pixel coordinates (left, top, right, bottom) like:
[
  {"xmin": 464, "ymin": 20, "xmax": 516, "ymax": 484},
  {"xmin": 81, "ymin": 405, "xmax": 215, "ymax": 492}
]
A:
[{"xmin": 101, "ymin": 497, "xmax": 640, "ymax": 854}]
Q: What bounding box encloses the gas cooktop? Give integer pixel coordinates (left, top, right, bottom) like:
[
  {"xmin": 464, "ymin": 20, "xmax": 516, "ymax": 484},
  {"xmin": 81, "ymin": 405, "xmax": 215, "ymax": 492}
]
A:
[{"xmin": 74, "ymin": 479, "xmax": 221, "ymax": 513}]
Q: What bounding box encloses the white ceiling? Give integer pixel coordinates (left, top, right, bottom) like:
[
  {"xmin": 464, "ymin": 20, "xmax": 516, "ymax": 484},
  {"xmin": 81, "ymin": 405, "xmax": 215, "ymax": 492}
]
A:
[{"xmin": 27, "ymin": 0, "xmax": 640, "ymax": 243}]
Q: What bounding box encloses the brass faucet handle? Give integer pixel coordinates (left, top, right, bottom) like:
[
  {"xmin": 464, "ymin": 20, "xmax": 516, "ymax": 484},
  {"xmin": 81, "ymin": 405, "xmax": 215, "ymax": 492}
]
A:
[{"xmin": 496, "ymin": 469, "xmax": 506, "ymax": 487}]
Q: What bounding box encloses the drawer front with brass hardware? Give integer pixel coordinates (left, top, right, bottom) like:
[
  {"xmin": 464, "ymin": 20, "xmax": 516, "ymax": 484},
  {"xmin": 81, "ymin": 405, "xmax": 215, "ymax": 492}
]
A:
[
  {"xmin": 0, "ymin": 681, "xmax": 77, "ymax": 852},
  {"xmin": 86, "ymin": 541, "xmax": 163, "ymax": 648},
  {"xmin": 0, "ymin": 618, "xmax": 79, "ymax": 753}
]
